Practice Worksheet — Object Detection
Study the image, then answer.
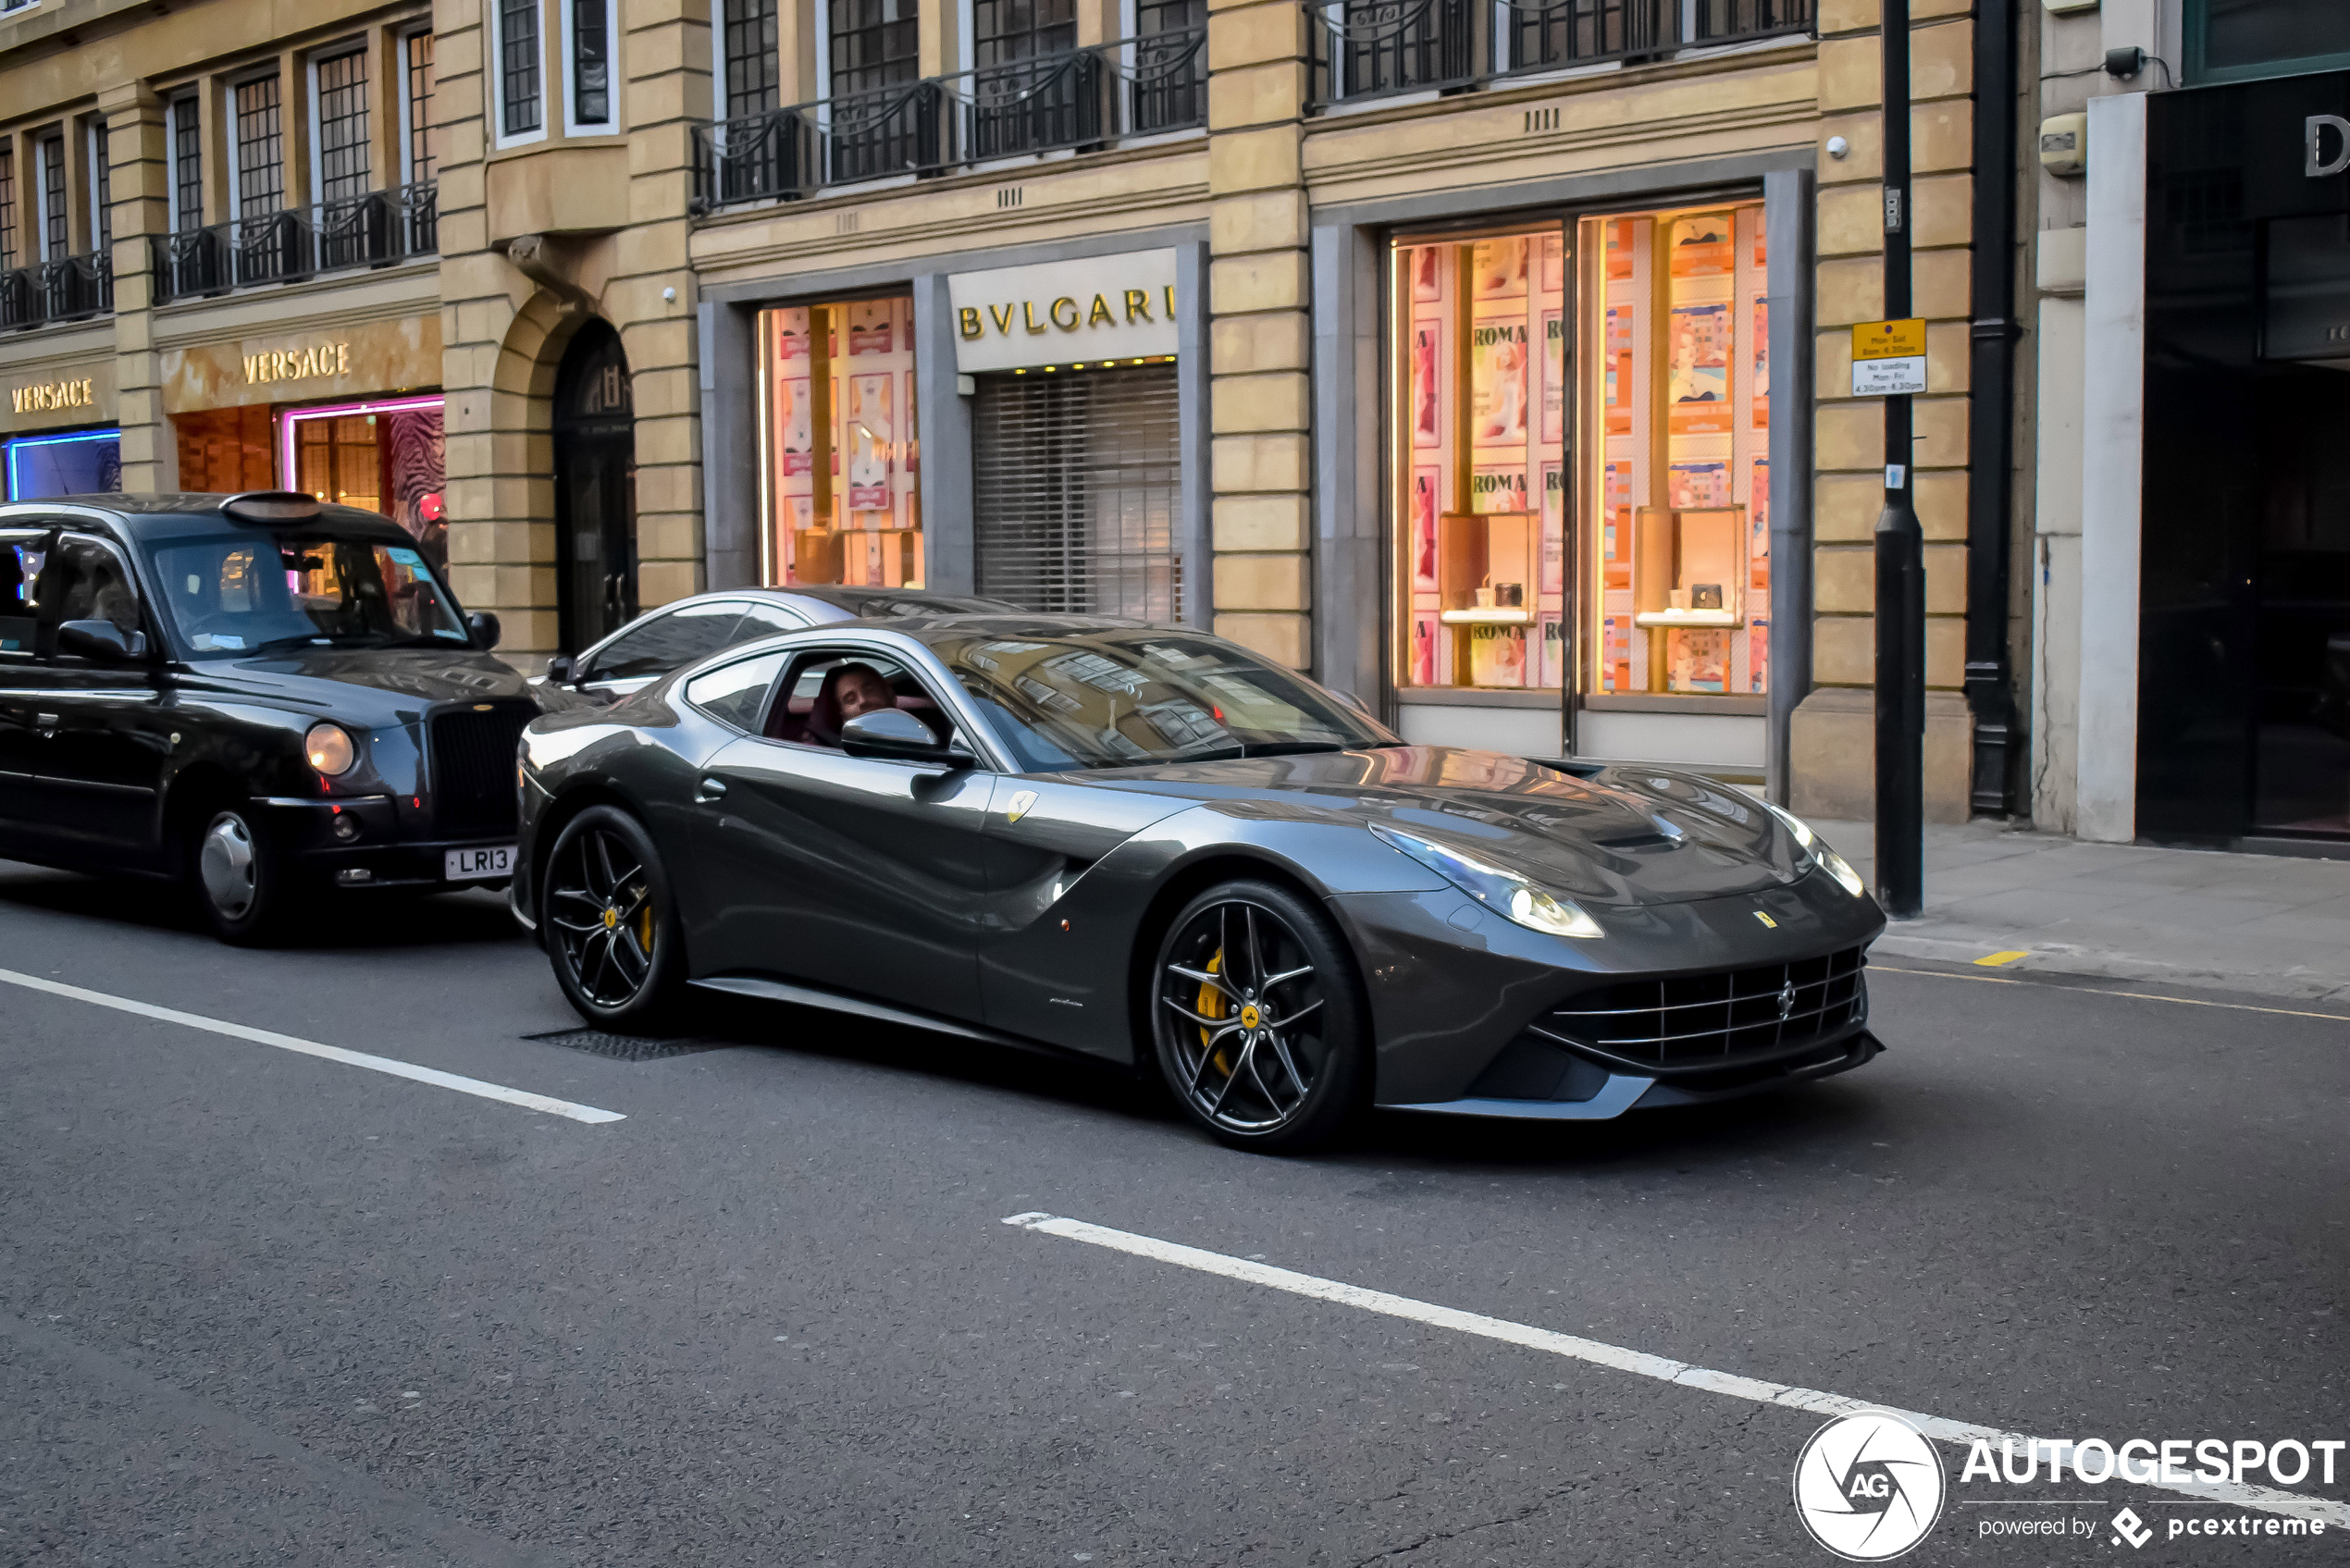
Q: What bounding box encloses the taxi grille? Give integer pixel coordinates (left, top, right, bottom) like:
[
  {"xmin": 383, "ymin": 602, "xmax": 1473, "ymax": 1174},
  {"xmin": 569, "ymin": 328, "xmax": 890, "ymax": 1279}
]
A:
[
  {"xmin": 1530, "ymin": 946, "xmax": 1868, "ymax": 1073},
  {"xmin": 427, "ymin": 704, "xmax": 534, "ymax": 839}
]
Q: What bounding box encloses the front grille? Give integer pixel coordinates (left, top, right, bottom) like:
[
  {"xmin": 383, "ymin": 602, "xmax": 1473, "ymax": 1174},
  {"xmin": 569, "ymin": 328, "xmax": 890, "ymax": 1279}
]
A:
[
  {"xmin": 1531, "ymin": 946, "xmax": 1868, "ymax": 1074},
  {"xmin": 427, "ymin": 703, "xmax": 534, "ymax": 838}
]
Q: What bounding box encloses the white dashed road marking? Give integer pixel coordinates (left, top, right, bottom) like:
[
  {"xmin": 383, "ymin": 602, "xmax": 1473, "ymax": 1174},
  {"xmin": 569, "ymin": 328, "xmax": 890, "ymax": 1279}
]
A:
[
  {"xmin": 0, "ymin": 967, "xmax": 625, "ymax": 1125},
  {"xmin": 1003, "ymin": 1212, "xmax": 2350, "ymax": 1528}
]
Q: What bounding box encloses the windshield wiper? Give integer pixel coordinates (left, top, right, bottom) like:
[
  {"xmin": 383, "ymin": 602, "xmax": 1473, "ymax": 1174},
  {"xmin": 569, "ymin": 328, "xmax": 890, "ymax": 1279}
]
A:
[{"xmin": 1238, "ymin": 741, "xmax": 1349, "ymax": 758}]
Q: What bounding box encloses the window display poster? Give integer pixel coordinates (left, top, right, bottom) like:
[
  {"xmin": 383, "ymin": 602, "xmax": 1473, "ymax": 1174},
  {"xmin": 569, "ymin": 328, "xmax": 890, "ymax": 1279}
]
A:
[
  {"xmin": 773, "ymin": 305, "xmax": 812, "ymax": 360},
  {"xmin": 1602, "ymin": 613, "xmax": 1629, "ymax": 694},
  {"xmin": 1605, "ymin": 219, "xmax": 1634, "ymax": 281},
  {"xmin": 1412, "ymin": 612, "xmax": 1438, "ymax": 685},
  {"xmin": 1668, "ymin": 214, "xmax": 1734, "ymax": 279},
  {"xmin": 1673, "ymin": 628, "xmax": 1727, "ymax": 694},
  {"xmin": 1749, "ymin": 616, "xmax": 1768, "ymax": 695},
  {"xmin": 1410, "ymin": 244, "xmax": 1443, "ymax": 302},
  {"xmin": 1540, "ymin": 463, "xmax": 1565, "ymax": 597},
  {"xmin": 1468, "ymin": 623, "xmax": 1527, "ymax": 687},
  {"xmin": 1604, "ymin": 306, "xmax": 1634, "ymax": 436},
  {"xmin": 1541, "ymin": 311, "xmax": 1565, "ymax": 445},
  {"xmin": 1668, "ymin": 459, "xmax": 1730, "ymax": 509},
  {"xmin": 1540, "ymin": 231, "xmax": 1566, "ymax": 297},
  {"xmin": 847, "ymin": 373, "xmax": 893, "ymax": 516},
  {"xmin": 1412, "ymin": 467, "xmax": 1441, "ymax": 591},
  {"xmin": 1750, "ymin": 456, "xmax": 1771, "ymax": 593},
  {"xmin": 1667, "ymin": 302, "xmax": 1730, "ymax": 436},
  {"xmin": 1471, "ymin": 465, "xmax": 1529, "ymax": 514},
  {"xmin": 847, "ymin": 298, "xmax": 896, "ymax": 356},
  {"xmin": 779, "ymin": 376, "xmax": 814, "ymax": 476},
  {"xmin": 1752, "ymin": 296, "xmax": 1770, "ymax": 430},
  {"xmin": 1536, "ymin": 611, "xmax": 1563, "ymax": 692},
  {"xmin": 1603, "ymin": 460, "xmax": 1632, "ymax": 588},
  {"xmin": 1471, "ymin": 316, "xmax": 1530, "ymax": 446},
  {"xmin": 1473, "ymin": 236, "xmax": 1528, "ymax": 299},
  {"xmin": 1412, "ymin": 321, "xmax": 1443, "ymax": 450}
]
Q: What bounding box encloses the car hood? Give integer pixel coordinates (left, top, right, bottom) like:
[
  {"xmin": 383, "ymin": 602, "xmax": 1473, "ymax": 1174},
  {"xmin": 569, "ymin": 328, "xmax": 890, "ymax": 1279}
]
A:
[
  {"xmin": 184, "ymin": 646, "xmax": 546, "ymax": 723},
  {"xmin": 1076, "ymin": 745, "xmax": 1806, "ymax": 905}
]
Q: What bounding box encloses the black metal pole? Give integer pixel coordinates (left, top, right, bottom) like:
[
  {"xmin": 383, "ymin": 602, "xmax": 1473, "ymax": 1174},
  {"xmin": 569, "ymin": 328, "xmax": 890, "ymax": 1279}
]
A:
[
  {"xmin": 1965, "ymin": 0, "xmax": 2022, "ymax": 816},
  {"xmin": 1874, "ymin": 0, "xmax": 1924, "ymax": 918}
]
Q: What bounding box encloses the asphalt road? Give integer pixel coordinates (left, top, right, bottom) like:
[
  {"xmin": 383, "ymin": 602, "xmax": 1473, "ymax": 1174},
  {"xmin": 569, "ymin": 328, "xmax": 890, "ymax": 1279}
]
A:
[{"xmin": 0, "ymin": 861, "xmax": 2344, "ymax": 1567}]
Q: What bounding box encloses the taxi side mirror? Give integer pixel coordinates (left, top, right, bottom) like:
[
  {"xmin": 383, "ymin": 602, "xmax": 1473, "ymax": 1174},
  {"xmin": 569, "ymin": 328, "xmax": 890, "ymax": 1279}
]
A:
[
  {"xmin": 467, "ymin": 611, "xmax": 501, "ymax": 650},
  {"xmin": 57, "ymin": 619, "xmax": 146, "ymax": 661}
]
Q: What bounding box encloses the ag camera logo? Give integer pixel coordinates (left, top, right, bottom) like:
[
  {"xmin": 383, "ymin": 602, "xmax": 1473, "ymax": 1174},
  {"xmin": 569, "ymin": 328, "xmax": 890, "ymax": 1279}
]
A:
[{"xmin": 1793, "ymin": 1409, "xmax": 1947, "ymax": 1561}]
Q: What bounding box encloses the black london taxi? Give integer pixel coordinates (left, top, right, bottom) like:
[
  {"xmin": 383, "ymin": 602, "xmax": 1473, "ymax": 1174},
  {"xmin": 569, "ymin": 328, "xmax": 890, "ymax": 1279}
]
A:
[{"xmin": 0, "ymin": 491, "xmax": 548, "ymax": 943}]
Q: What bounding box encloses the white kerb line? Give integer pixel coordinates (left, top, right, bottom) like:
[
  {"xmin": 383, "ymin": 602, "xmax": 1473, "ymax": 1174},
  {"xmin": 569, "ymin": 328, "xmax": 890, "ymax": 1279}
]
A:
[
  {"xmin": 1003, "ymin": 1212, "xmax": 2350, "ymax": 1528},
  {"xmin": 0, "ymin": 967, "xmax": 625, "ymax": 1125}
]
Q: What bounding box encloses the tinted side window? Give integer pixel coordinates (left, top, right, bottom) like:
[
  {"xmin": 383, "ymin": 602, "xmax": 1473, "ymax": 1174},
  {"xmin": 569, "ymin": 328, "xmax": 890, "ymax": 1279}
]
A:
[
  {"xmin": 586, "ymin": 599, "xmax": 747, "ymax": 682},
  {"xmin": 684, "ymin": 649, "xmax": 790, "ymax": 732}
]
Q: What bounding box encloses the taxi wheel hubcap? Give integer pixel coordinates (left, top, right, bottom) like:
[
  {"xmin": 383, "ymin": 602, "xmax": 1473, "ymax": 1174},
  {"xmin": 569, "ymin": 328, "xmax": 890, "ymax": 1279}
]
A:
[
  {"xmin": 1159, "ymin": 900, "xmax": 1329, "ymax": 1135},
  {"xmin": 549, "ymin": 826, "xmax": 655, "ymax": 1008},
  {"xmin": 199, "ymin": 812, "xmax": 258, "ymax": 920}
]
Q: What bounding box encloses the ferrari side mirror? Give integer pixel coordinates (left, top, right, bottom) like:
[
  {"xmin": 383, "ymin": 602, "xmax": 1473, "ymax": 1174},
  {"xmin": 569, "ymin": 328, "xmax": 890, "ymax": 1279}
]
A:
[
  {"xmin": 546, "ymin": 652, "xmax": 577, "ymax": 685},
  {"xmin": 840, "ymin": 707, "xmax": 964, "ymax": 766}
]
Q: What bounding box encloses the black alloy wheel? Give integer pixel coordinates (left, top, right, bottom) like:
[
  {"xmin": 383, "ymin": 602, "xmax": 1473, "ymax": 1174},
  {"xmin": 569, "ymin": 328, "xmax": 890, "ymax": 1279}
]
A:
[
  {"xmin": 1150, "ymin": 878, "xmax": 1367, "ymax": 1153},
  {"xmin": 190, "ymin": 804, "xmax": 298, "ymax": 945},
  {"xmin": 542, "ymin": 805, "xmax": 685, "ymax": 1030}
]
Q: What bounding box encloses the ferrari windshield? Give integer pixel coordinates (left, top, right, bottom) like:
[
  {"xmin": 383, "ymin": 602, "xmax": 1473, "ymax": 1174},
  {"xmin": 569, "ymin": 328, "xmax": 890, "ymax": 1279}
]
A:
[
  {"xmin": 934, "ymin": 627, "xmax": 1394, "ymax": 772},
  {"xmin": 145, "ymin": 531, "xmax": 471, "ymax": 659}
]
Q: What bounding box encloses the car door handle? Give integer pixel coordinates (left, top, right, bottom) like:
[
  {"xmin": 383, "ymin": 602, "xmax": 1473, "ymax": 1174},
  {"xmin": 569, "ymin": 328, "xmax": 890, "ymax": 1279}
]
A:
[
  {"xmin": 33, "ymin": 712, "xmax": 57, "ymax": 731},
  {"xmin": 695, "ymin": 776, "xmax": 728, "ymax": 802}
]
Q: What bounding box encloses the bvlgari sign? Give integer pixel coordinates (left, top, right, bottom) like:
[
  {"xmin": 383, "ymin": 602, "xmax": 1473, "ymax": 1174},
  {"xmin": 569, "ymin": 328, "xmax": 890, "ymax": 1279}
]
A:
[
  {"xmin": 2308, "ymin": 116, "xmax": 2350, "ymax": 178},
  {"xmin": 947, "ymin": 249, "xmax": 1180, "ymax": 374}
]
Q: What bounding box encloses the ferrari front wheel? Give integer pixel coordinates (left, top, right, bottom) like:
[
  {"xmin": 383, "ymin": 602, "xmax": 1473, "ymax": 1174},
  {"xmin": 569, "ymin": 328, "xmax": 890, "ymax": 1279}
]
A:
[
  {"xmin": 542, "ymin": 805, "xmax": 686, "ymax": 1031},
  {"xmin": 1150, "ymin": 879, "xmax": 1367, "ymax": 1154}
]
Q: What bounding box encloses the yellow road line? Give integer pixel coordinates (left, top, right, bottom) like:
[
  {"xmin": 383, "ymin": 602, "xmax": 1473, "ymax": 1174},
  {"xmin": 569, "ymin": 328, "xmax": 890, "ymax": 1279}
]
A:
[
  {"xmin": 1973, "ymin": 949, "xmax": 2030, "ymax": 967},
  {"xmin": 1872, "ymin": 964, "xmax": 2350, "ymax": 1024}
]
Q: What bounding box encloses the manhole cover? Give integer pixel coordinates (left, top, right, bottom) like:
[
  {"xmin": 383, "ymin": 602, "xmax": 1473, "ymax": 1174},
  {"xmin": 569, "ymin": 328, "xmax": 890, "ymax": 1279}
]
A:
[{"xmin": 524, "ymin": 1028, "xmax": 726, "ymax": 1062}]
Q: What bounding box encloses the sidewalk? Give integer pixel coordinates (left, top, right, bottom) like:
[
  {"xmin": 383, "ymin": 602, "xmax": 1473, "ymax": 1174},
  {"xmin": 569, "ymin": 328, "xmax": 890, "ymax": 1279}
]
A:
[{"xmin": 1812, "ymin": 819, "xmax": 2350, "ymax": 1003}]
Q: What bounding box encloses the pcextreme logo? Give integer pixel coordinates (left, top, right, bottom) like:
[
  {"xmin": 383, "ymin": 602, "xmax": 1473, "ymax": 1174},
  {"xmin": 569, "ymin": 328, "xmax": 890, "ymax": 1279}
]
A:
[{"xmin": 1793, "ymin": 1410, "xmax": 1948, "ymax": 1561}]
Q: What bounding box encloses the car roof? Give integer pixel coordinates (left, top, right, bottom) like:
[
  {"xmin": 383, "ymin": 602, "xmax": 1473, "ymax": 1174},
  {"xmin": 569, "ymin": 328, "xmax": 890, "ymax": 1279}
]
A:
[{"xmin": 0, "ymin": 493, "xmax": 410, "ymax": 538}]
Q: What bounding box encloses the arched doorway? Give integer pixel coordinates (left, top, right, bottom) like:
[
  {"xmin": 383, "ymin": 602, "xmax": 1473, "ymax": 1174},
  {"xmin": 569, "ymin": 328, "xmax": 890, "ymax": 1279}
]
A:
[{"xmin": 553, "ymin": 319, "xmax": 637, "ymax": 653}]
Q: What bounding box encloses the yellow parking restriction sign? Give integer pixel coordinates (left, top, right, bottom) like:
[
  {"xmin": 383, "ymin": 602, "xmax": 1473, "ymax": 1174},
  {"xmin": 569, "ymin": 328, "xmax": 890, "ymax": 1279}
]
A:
[{"xmin": 1850, "ymin": 317, "xmax": 1927, "ymax": 396}]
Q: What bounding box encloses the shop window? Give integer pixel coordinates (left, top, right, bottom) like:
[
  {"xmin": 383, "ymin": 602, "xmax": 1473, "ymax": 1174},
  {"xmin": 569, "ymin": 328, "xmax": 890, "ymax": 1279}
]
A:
[
  {"xmin": 1577, "ymin": 204, "xmax": 1770, "ymax": 698},
  {"xmin": 2186, "ymin": 0, "xmax": 2350, "ymax": 84},
  {"xmin": 972, "ymin": 361, "xmax": 1182, "ymax": 622},
  {"xmin": 4, "ymin": 429, "xmax": 121, "ymax": 500},
  {"xmin": 758, "ymin": 297, "xmax": 922, "ymax": 588},
  {"xmin": 1392, "ymin": 228, "xmax": 1569, "ymax": 690},
  {"xmin": 280, "ymin": 399, "xmax": 451, "ymax": 566}
]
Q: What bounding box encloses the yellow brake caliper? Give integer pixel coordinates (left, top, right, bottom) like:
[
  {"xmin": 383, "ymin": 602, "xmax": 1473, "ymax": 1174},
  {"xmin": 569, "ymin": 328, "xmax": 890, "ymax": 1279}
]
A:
[{"xmin": 1199, "ymin": 951, "xmax": 1231, "ymax": 1075}]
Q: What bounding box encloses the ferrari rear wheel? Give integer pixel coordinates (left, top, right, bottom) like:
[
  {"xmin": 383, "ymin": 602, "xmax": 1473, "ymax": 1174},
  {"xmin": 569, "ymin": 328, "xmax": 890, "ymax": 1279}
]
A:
[
  {"xmin": 1150, "ymin": 879, "xmax": 1367, "ymax": 1153},
  {"xmin": 543, "ymin": 806, "xmax": 686, "ymax": 1031}
]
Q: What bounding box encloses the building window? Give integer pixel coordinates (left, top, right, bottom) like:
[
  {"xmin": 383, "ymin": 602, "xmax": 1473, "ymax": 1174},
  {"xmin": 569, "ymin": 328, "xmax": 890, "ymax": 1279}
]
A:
[
  {"xmin": 316, "ymin": 50, "xmax": 372, "ymax": 206},
  {"xmin": 1132, "ymin": 0, "xmax": 1205, "ymax": 132},
  {"xmin": 0, "ymin": 146, "xmax": 15, "ymax": 269},
  {"xmin": 89, "ymin": 122, "xmax": 110, "ymax": 253},
  {"xmin": 973, "ymin": 364, "xmax": 1183, "ymax": 621},
  {"xmin": 171, "ymin": 95, "xmax": 203, "ymax": 230},
  {"xmin": 723, "ymin": 0, "xmax": 781, "ymax": 118},
  {"xmin": 40, "ymin": 134, "xmax": 67, "ymax": 259},
  {"xmin": 571, "ymin": 0, "xmax": 613, "ymax": 125},
  {"xmin": 2187, "ymin": 0, "xmax": 2350, "ymax": 83},
  {"xmin": 233, "ymin": 75, "xmax": 285, "ymax": 218},
  {"xmin": 501, "ymin": 0, "xmax": 545, "ymax": 136},
  {"xmin": 971, "ymin": 0, "xmax": 1075, "ymax": 68},
  {"xmin": 405, "ymin": 32, "xmax": 437, "ymax": 184},
  {"xmin": 757, "ymin": 298, "xmax": 923, "ymax": 588},
  {"xmin": 829, "ymin": 0, "xmax": 919, "ymax": 100}
]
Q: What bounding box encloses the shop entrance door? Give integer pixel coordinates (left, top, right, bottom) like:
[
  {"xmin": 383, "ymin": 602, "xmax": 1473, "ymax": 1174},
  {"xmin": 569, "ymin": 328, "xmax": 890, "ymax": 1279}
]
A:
[{"xmin": 553, "ymin": 319, "xmax": 637, "ymax": 654}]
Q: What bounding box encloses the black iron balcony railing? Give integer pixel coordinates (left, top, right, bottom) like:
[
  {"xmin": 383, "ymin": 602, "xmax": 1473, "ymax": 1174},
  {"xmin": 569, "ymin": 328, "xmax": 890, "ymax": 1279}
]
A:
[
  {"xmin": 693, "ymin": 30, "xmax": 1205, "ymax": 212},
  {"xmin": 1307, "ymin": 0, "xmax": 1812, "ymax": 105},
  {"xmin": 151, "ymin": 181, "xmax": 438, "ymax": 302},
  {"xmin": 0, "ymin": 253, "xmax": 113, "ymax": 331}
]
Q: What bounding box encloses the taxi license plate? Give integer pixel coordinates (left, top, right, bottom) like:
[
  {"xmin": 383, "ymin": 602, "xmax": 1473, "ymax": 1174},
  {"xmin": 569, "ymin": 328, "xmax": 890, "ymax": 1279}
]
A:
[{"xmin": 445, "ymin": 846, "xmax": 514, "ymax": 881}]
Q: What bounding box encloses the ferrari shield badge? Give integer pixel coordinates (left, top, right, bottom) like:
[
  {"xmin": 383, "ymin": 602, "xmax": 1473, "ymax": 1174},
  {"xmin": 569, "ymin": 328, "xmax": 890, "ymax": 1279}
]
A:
[{"xmin": 1007, "ymin": 789, "xmax": 1039, "ymax": 823}]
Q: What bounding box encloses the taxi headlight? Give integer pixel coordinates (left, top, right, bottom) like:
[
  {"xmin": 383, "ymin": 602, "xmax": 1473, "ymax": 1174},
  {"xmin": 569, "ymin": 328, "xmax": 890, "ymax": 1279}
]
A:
[
  {"xmin": 1370, "ymin": 823, "xmax": 1604, "ymax": 939},
  {"xmin": 304, "ymin": 722, "xmax": 358, "ymax": 776},
  {"xmin": 1762, "ymin": 799, "xmax": 1865, "ymax": 898}
]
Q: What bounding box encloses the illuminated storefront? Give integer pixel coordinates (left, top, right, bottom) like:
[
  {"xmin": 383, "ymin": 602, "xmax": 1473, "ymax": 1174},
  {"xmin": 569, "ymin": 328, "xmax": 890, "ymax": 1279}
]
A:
[
  {"xmin": 1372, "ymin": 190, "xmax": 1793, "ymax": 773},
  {"xmin": 755, "ymin": 293, "xmax": 923, "ymax": 589},
  {"xmin": 4, "ymin": 426, "xmax": 123, "ymax": 500}
]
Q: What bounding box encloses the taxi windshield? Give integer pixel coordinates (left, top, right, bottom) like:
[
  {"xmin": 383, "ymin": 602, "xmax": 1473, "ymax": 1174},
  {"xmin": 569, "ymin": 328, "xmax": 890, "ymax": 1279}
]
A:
[
  {"xmin": 934, "ymin": 627, "xmax": 1395, "ymax": 772},
  {"xmin": 145, "ymin": 531, "xmax": 471, "ymax": 659}
]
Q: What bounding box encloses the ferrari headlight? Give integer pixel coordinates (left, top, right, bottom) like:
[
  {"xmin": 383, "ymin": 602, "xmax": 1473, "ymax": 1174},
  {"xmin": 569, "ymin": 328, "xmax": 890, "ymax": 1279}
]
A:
[
  {"xmin": 1371, "ymin": 824, "xmax": 1603, "ymax": 939},
  {"xmin": 1762, "ymin": 799, "xmax": 1865, "ymax": 898},
  {"xmin": 304, "ymin": 722, "xmax": 358, "ymax": 776}
]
